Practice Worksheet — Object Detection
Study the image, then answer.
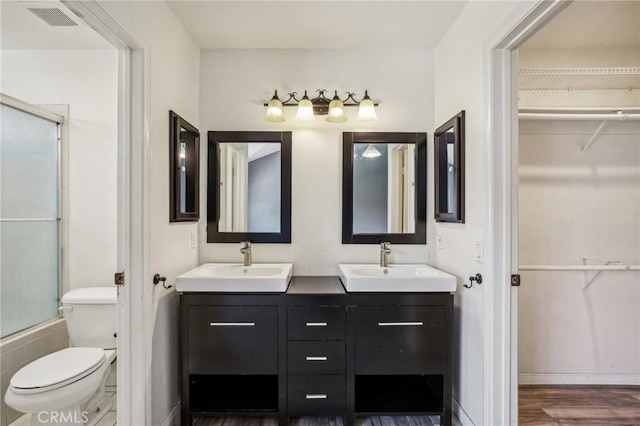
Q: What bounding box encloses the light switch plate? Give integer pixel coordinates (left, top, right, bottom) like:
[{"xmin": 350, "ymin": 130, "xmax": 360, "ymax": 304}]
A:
[
  {"xmin": 437, "ymin": 232, "xmax": 444, "ymax": 250},
  {"xmin": 475, "ymin": 239, "xmax": 484, "ymax": 262},
  {"xmin": 191, "ymin": 231, "xmax": 197, "ymax": 249}
]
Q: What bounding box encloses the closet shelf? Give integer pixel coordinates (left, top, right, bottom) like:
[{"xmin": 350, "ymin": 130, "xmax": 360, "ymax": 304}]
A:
[{"xmin": 518, "ymin": 67, "xmax": 640, "ymax": 90}]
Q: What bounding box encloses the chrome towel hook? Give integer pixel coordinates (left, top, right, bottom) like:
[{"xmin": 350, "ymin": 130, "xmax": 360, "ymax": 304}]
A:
[{"xmin": 464, "ymin": 273, "xmax": 483, "ymax": 289}]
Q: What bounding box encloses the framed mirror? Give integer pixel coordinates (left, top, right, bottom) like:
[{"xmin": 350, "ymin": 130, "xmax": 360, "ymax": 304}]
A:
[
  {"xmin": 170, "ymin": 111, "xmax": 200, "ymax": 222},
  {"xmin": 342, "ymin": 132, "xmax": 427, "ymax": 244},
  {"xmin": 434, "ymin": 111, "xmax": 465, "ymax": 223},
  {"xmin": 207, "ymin": 131, "xmax": 292, "ymax": 243}
]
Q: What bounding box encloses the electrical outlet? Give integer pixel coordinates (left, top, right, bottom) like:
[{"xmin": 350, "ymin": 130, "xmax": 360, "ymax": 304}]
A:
[
  {"xmin": 191, "ymin": 231, "xmax": 197, "ymax": 249},
  {"xmin": 437, "ymin": 232, "xmax": 443, "ymax": 250}
]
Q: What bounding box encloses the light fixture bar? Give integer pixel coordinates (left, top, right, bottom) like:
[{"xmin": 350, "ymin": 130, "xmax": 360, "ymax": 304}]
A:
[{"xmin": 263, "ymin": 89, "xmax": 379, "ymax": 114}]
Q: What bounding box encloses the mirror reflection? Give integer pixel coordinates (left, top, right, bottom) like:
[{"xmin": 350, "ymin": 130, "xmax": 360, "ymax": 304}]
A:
[
  {"xmin": 218, "ymin": 142, "xmax": 281, "ymax": 233},
  {"xmin": 179, "ymin": 128, "xmax": 198, "ymax": 215},
  {"xmin": 435, "ymin": 128, "xmax": 456, "ymax": 215},
  {"xmin": 353, "ymin": 143, "xmax": 416, "ymax": 234}
]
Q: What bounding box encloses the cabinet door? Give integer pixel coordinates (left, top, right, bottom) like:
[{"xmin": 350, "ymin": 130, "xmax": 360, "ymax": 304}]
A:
[
  {"xmin": 188, "ymin": 306, "xmax": 278, "ymax": 374},
  {"xmin": 353, "ymin": 306, "xmax": 445, "ymax": 374}
]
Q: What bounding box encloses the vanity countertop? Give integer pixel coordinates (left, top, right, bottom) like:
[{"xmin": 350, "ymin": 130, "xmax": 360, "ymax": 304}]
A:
[{"xmin": 287, "ymin": 276, "xmax": 345, "ymax": 294}]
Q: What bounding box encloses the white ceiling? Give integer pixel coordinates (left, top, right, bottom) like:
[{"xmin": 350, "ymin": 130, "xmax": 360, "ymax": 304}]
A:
[
  {"xmin": 168, "ymin": 1, "xmax": 467, "ymax": 49},
  {"xmin": 523, "ymin": 0, "xmax": 640, "ymax": 49},
  {"xmin": 1, "ymin": 1, "xmax": 112, "ymax": 50}
]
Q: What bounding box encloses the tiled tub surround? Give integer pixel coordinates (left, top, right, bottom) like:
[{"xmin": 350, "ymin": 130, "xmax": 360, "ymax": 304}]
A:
[{"xmin": 0, "ymin": 319, "xmax": 69, "ymax": 426}]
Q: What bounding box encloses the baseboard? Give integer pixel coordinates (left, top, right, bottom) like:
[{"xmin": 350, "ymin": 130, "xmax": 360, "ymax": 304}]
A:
[
  {"xmin": 452, "ymin": 396, "xmax": 475, "ymax": 426},
  {"xmin": 519, "ymin": 373, "xmax": 640, "ymax": 386},
  {"xmin": 160, "ymin": 402, "xmax": 181, "ymax": 426}
]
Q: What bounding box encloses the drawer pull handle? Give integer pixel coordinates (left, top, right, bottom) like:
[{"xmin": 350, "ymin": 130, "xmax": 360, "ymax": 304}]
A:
[
  {"xmin": 306, "ymin": 322, "xmax": 327, "ymax": 327},
  {"xmin": 209, "ymin": 322, "xmax": 255, "ymax": 326},
  {"xmin": 378, "ymin": 322, "xmax": 424, "ymax": 326},
  {"xmin": 306, "ymin": 356, "xmax": 328, "ymax": 361},
  {"xmin": 305, "ymin": 394, "xmax": 327, "ymax": 399}
]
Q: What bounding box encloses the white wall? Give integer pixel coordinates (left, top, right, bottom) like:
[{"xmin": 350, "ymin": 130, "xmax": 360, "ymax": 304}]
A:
[
  {"xmin": 518, "ymin": 119, "xmax": 640, "ymax": 384},
  {"xmin": 432, "ymin": 2, "xmax": 536, "ymax": 423},
  {"xmin": 1, "ymin": 49, "xmax": 118, "ymax": 291},
  {"xmin": 99, "ymin": 2, "xmax": 200, "ymax": 423},
  {"xmin": 199, "ymin": 49, "xmax": 434, "ymax": 274}
]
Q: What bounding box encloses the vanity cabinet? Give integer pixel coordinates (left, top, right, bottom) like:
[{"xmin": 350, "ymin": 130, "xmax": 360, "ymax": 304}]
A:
[{"xmin": 180, "ymin": 277, "xmax": 452, "ymax": 426}]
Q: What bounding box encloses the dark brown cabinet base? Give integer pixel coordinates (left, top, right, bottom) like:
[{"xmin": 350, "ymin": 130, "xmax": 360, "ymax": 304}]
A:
[{"xmin": 180, "ymin": 277, "xmax": 453, "ymax": 426}]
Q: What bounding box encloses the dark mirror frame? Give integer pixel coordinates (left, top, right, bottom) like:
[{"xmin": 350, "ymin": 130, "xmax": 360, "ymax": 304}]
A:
[
  {"xmin": 207, "ymin": 131, "xmax": 292, "ymax": 243},
  {"xmin": 434, "ymin": 111, "xmax": 465, "ymax": 223},
  {"xmin": 169, "ymin": 111, "xmax": 200, "ymax": 223},
  {"xmin": 342, "ymin": 132, "xmax": 427, "ymax": 244}
]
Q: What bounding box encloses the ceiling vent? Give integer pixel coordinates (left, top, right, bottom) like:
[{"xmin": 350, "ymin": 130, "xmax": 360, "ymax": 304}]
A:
[{"xmin": 20, "ymin": 2, "xmax": 85, "ymax": 27}]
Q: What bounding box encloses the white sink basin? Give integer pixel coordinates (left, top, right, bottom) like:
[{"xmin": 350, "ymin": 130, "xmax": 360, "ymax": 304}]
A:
[
  {"xmin": 338, "ymin": 264, "xmax": 456, "ymax": 292},
  {"xmin": 176, "ymin": 263, "xmax": 293, "ymax": 292}
]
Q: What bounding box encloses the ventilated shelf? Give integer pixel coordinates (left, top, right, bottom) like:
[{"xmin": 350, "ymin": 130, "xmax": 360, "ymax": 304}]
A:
[{"xmin": 519, "ymin": 67, "xmax": 640, "ymax": 90}]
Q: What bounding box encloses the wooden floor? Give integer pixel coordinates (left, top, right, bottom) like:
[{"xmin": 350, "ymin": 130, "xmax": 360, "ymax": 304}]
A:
[
  {"xmin": 193, "ymin": 416, "xmax": 441, "ymax": 426},
  {"xmin": 520, "ymin": 385, "xmax": 640, "ymax": 425}
]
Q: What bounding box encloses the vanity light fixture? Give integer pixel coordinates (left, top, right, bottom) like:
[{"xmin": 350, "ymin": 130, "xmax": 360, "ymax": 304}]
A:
[{"xmin": 264, "ymin": 89, "xmax": 378, "ymax": 123}]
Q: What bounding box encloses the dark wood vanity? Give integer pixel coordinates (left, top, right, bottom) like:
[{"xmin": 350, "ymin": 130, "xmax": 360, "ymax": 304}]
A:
[{"xmin": 180, "ymin": 277, "xmax": 453, "ymax": 426}]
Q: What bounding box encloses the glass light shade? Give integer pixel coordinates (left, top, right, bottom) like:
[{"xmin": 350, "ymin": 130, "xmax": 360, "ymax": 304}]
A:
[
  {"xmin": 326, "ymin": 99, "xmax": 347, "ymax": 123},
  {"xmin": 357, "ymin": 98, "xmax": 378, "ymax": 121},
  {"xmin": 265, "ymin": 97, "xmax": 285, "ymax": 122},
  {"xmin": 362, "ymin": 144, "xmax": 381, "ymax": 158},
  {"xmin": 296, "ymin": 98, "xmax": 314, "ymax": 121}
]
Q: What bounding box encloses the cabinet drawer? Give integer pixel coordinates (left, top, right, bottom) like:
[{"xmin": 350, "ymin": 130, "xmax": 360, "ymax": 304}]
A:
[
  {"xmin": 288, "ymin": 306, "xmax": 345, "ymax": 340},
  {"xmin": 288, "ymin": 341, "xmax": 345, "ymax": 375},
  {"xmin": 188, "ymin": 306, "xmax": 277, "ymax": 374},
  {"xmin": 354, "ymin": 306, "xmax": 445, "ymax": 374},
  {"xmin": 288, "ymin": 375, "xmax": 345, "ymax": 416}
]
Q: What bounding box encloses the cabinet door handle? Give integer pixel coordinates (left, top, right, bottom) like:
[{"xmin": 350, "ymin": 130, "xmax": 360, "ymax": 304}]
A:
[
  {"xmin": 306, "ymin": 322, "xmax": 327, "ymax": 327},
  {"xmin": 306, "ymin": 356, "xmax": 328, "ymax": 361},
  {"xmin": 305, "ymin": 394, "xmax": 327, "ymax": 399},
  {"xmin": 209, "ymin": 322, "xmax": 255, "ymax": 326},
  {"xmin": 378, "ymin": 322, "xmax": 424, "ymax": 326}
]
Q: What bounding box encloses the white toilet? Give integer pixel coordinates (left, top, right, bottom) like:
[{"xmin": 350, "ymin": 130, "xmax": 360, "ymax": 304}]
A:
[{"xmin": 5, "ymin": 287, "xmax": 117, "ymax": 426}]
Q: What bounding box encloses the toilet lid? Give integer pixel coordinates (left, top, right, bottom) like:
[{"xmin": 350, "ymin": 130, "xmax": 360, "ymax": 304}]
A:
[{"xmin": 10, "ymin": 347, "xmax": 105, "ymax": 394}]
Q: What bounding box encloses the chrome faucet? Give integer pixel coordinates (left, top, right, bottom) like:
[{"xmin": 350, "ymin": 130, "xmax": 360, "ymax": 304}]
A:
[
  {"xmin": 380, "ymin": 242, "xmax": 391, "ymax": 267},
  {"xmin": 240, "ymin": 241, "xmax": 252, "ymax": 266}
]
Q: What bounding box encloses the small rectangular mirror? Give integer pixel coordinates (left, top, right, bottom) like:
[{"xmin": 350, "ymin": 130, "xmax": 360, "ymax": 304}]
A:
[
  {"xmin": 434, "ymin": 111, "xmax": 465, "ymax": 223},
  {"xmin": 170, "ymin": 111, "xmax": 200, "ymax": 222},
  {"xmin": 343, "ymin": 132, "xmax": 427, "ymax": 244},
  {"xmin": 208, "ymin": 131, "xmax": 292, "ymax": 243}
]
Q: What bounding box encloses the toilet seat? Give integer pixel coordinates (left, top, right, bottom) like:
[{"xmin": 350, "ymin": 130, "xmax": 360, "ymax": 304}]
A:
[{"xmin": 10, "ymin": 347, "xmax": 105, "ymax": 395}]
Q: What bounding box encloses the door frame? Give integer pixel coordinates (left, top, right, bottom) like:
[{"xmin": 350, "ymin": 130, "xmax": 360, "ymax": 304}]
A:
[
  {"xmin": 61, "ymin": 2, "xmax": 152, "ymax": 424},
  {"xmin": 485, "ymin": 1, "xmax": 571, "ymax": 424}
]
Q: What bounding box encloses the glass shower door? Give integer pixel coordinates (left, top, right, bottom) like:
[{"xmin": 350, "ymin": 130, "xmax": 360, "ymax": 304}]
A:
[{"xmin": 0, "ymin": 103, "xmax": 60, "ymax": 337}]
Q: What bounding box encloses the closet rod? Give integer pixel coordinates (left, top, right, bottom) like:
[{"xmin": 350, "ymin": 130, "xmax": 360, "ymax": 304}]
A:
[
  {"xmin": 519, "ymin": 113, "xmax": 640, "ymax": 121},
  {"xmin": 519, "ymin": 265, "xmax": 640, "ymax": 271}
]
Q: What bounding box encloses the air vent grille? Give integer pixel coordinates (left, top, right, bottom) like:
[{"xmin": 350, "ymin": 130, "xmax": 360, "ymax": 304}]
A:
[{"xmin": 27, "ymin": 7, "xmax": 78, "ymax": 26}]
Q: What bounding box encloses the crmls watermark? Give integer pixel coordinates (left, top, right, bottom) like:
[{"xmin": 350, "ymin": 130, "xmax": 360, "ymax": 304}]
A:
[{"xmin": 37, "ymin": 411, "xmax": 89, "ymax": 424}]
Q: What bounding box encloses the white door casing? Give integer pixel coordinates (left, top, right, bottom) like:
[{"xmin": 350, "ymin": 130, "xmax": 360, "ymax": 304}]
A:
[
  {"xmin": 61, "ymin": 2, "xmax": 152, "ymax": 424},
  {"xmin": 485, "ymin": 1, "xmax": 571, "ymax": 425}
]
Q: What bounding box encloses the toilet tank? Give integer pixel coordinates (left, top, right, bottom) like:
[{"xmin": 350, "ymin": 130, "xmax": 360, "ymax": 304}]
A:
[{"xmin": 61, "ymin": 287, "xmax": 117, "ymax": 349}]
